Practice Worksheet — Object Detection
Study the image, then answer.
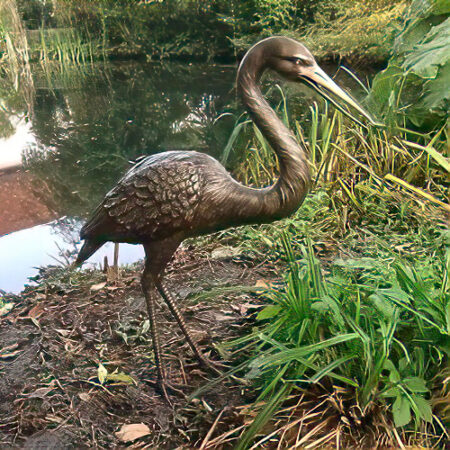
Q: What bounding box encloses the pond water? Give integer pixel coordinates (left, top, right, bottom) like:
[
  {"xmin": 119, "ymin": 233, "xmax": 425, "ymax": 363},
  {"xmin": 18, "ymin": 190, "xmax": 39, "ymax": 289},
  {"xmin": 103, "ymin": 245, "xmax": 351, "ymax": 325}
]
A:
[{"xmin": 0, "ymin": 60, "xmax": 374, "ymax": 293}]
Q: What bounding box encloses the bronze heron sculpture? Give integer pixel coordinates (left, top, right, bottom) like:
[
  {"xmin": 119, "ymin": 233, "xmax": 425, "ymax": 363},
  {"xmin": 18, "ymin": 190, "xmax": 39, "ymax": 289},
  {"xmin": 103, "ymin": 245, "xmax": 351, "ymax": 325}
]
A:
[{"xmin": 75, "ymin": 37, "xmax": 376, "ymax": 398}]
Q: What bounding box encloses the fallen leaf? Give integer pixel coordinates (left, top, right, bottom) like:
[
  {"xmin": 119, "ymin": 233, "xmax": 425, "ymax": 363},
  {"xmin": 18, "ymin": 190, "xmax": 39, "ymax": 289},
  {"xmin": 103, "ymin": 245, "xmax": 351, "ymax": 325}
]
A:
[
  {"xmin": 91, "ymin": 282, "xmax": 107, "ymax": 291},
  {"xmin": 115, "ymin": 330, "xmax": 128, "ymax": 345},
  {"xmin": 0, "ymin": 343, "xmax": 19, "ymax": 353},
  {"xmin": 55, "ymin": 329, "xmax": 71, "ymax": 337},
  {"xmin": 106, "ymin": 286, "xmax": 119, "ymax": 291},
  {"xmin": 115, "ymin": 423, "xmax": 151, "ymax": 442},
  {"xmin": 254, "ymin": 279, "xmax": 275, "ymax": 294},
  {"xmin": 0, "ymin": 303, "xmax": 14, "ymax": 317},
  {"xmin": 140, "ymin": 319, "xmax": 150, "ymax": 335},
  {"xmin": 210, "ymin": 246, "xmax": 240, "ymax": 260},
  {"xmin": 106, "ymin": 370, "xmax": 137, "ymax": 386},
  {"xmin": 98, "ymin": 363, "xmax": 108, "ymax": 384},
  {"xmin": 28, "ymin": 382, "xmax": 56, "ymax": 399},
  {"xmin": 0, "ymin": 349, "xmax": 22, "ymax": 359},
  {"xmin": 213, "ymin": 312, "xmax": 233, "ymax": 322},
  {"xmin": 30, "ymin": 317, "xmax": 41, "ymax": 329},
  {"xmin": 78, "ymin": 392, "xmax": 91, "ymax": 402},
  {"xmin": 233, "ymin": 303, "xmax": 262, "ymax": 315},
  {"xmin": 45, "ymin": 414, "xmax": 63, "ymax": 424},
  {"xmin": 27, "ymin": 304, "xmax": 44, "ymax": 319}
]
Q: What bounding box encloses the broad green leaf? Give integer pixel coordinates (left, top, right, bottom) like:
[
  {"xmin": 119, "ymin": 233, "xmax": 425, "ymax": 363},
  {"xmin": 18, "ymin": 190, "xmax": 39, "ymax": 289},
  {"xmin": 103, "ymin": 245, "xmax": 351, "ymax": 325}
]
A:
[
  {"xmin": 369, "ymin": 293, "xmax": 396, "ymax": 320},
  {"xmin": 393, "ymin": 395, "xmax": 412, "ymax": 427},
  {"xmin": 411, "ymin": 394, "xmax": 433, "ymax": 423},
  {"xmin": 365, "ymin": 65, "xmax": 405, "ymax": 116},
  {"xmin": 404, "ymin": 377, "xmax": 429, "ymax": 393},
  {"xmin": 311, "ymin": 302, "xmax": 328, "ymax": 314},
  {"xmin": 378, "ymin": 288, "xmax": 411, "ymax": 304},
  {"xmin": 334, "ymin": 257, "xmax": 381, "ymax": 271},
  {"xmin": 369, "ymin": 1, "xmax": 449, "ymax": 130},
  {"xmin": 317, "ymin": 295, "xmax": 345, "ymax": 327},
  {"xmin": 381, "ymin": 386, "xmax": 400, "ymax": 398},
  {"xmin": 403, "ymin": 18, "xmax": 450, "ymax": 78},
  {"xmin": 415, "ymin": 62, "xmax": 450, "ymax": 125},
  {"xmin": 384, "ymin": 360, "xmax": 401, "ymax": 383},
  {"xmin": 257, "ymin": 305, "xmax": 282, "ymax": 320},
  {"xmin": 435, "ymin": 0, "xmax": 450, "ymax": 14}
]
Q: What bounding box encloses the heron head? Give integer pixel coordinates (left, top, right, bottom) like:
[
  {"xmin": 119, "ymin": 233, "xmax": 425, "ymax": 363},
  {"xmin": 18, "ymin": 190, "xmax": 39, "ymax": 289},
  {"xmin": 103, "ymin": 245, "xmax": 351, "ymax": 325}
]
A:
[{"xmin": 255, "ymin": 36, "xmax": 380, "ymax": 127}]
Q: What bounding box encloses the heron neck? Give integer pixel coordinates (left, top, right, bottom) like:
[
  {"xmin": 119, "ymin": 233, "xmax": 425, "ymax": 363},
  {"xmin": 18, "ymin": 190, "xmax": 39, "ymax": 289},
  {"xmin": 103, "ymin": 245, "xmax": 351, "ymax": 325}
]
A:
[{"xmin": 236, "ymin": 55, "xmax": 310, "ymax": 220}]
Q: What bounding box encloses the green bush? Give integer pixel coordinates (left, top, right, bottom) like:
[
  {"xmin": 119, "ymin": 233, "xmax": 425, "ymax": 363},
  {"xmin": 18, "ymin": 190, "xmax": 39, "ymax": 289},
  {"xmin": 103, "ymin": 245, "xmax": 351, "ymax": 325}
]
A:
[{"xmin": 366, "ymin": 0, "xmax": 450, "ymax": 130}]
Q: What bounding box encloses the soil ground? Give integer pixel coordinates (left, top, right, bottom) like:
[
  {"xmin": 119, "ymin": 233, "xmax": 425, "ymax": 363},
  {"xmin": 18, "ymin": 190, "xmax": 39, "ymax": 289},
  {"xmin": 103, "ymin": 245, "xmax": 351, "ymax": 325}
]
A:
[{"xmin": 0, "ymin": 247, "xmax": 277, "ymax": 448}]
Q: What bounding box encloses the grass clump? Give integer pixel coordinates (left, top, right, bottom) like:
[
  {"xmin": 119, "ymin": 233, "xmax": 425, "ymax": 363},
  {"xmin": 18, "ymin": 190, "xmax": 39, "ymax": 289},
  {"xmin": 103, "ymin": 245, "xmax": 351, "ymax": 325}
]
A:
[{"xmin": 221, "ymin": 232, "xmax": 449, "ymax": 448}]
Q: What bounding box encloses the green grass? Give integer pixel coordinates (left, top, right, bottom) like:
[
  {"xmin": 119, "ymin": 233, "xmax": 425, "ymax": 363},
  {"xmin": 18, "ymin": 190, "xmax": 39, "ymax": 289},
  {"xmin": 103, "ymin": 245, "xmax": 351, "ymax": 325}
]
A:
[
  {"xmin": 224, "ymin": 96, "xmax": 448, "ymax": 214},
  {"xmin": 203, "ymin": 69, "xmax": 450, "ymax": 446},
  {"xmin": 216, "ymin": 228, "xmax": 449, "ymax": 448}
]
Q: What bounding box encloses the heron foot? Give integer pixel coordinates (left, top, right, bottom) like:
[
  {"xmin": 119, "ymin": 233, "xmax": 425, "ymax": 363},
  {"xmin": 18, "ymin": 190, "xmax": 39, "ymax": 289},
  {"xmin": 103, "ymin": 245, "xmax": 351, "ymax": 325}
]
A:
[
  {"xmin": 197, "ymin": 355, "xmax": 229, "ymax": 377},
  {"xmin": 147, "ymin": 378, "xmax": 189, "ymax": 404}
]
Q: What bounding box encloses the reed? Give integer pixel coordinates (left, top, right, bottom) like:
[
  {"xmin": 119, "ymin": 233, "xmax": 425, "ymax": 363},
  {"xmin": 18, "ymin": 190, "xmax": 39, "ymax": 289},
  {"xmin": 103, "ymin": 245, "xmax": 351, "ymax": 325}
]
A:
[
  {"xmin": 223, "ymin": 84, "xmax": 449, "ymax": 214},
  {"xmin": 0, "ymin": 0, "xmax": 35, "ymax": 118}
]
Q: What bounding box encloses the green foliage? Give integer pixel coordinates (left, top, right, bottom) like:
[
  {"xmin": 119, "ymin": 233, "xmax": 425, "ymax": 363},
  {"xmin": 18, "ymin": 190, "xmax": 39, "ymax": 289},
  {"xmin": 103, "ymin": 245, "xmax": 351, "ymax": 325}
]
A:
[
  {"xmin": 224, "ymin": 82, "xmax": 448, "ymax": 214},
  {"xmin": 21, "ymin": 62, "xmax": 235, "ymax": 217},
  {"xmin": 298, "ymin": 0, "xmax": 407, "ymax": 63},
  {"xmin": 228, "ymin": 233, "xmax": 449, "ymax": 445},
  {"xmin": 367, "ymin": 0, "xmax": 450, "ymax": 129},
  {"xmin": 214, "ymin": 76, "xmax": 448, "ymax": 445},
  {"xmin": 2, "ymin": 0, "xmax": 407, "ymax": 63}
]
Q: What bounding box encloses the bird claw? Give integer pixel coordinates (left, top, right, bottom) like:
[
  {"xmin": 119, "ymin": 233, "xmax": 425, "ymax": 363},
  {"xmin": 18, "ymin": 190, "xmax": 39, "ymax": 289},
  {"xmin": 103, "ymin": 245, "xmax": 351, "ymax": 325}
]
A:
[
  {"xmin": 147, "ymin": 378, "xmax": 189, "ymax": 404},
  {"xmin": 198, "ymin": 356, "xmax": 229, "ymax": 377}
]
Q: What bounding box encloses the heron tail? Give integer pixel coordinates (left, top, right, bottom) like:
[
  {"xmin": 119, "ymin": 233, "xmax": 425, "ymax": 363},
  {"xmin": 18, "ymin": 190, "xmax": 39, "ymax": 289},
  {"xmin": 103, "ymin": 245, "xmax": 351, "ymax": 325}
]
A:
[{"xmin": 72, "ymin": 240, "xmax": 104, "ymax": 268}]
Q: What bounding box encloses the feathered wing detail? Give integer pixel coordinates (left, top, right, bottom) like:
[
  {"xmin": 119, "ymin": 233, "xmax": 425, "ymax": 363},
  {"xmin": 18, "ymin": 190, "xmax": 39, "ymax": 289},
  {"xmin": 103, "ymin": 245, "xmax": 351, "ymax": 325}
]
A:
[
  {"xmin": 101, "ymin": 160, "xmax": 201, "ymax": 236},
  {"xmin": 77, "ymin": 153, "xmax": 204, "ymax": 265}
]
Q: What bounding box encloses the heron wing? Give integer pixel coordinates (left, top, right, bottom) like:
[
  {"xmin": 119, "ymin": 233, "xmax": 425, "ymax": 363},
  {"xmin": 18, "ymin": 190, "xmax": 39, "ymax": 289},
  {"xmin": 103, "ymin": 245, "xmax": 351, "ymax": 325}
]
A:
[{"xmin": 81, "ymin": 155, "xmax": 202, "ymax": 242}]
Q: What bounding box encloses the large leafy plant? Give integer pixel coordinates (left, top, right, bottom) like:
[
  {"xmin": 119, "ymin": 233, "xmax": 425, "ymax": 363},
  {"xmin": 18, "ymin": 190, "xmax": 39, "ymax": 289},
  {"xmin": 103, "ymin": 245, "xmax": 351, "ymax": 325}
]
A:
[{"xmin": 366, "ymin": 0, "xmax": 449, "ymax": 129}]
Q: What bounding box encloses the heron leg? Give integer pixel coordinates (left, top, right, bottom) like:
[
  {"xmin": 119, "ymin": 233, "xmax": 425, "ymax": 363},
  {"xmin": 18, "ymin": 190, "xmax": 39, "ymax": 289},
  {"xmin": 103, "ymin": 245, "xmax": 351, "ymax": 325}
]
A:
[
  {"xmin": 155, "ymin": 278, "xmax": 224, "ymax": 376},
  {"xmin": 142, "ymin": 264, "xmax": 169, "ymax": 399},
  {"xmin": 142, "ymin": 237, "xmax": 192, "ymax": 401}
]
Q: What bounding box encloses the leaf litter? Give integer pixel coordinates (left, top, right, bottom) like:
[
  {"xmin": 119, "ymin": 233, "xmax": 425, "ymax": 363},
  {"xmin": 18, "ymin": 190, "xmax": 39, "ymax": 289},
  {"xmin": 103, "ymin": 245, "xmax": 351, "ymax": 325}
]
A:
[{"xmin": 0, "ymin": 248, "xmax": 274, "ymax": 448}]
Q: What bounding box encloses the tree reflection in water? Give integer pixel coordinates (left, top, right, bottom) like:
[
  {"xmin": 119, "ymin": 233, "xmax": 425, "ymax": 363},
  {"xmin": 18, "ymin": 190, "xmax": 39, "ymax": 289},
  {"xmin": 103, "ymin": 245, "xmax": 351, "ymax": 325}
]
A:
[{"xmin": 23, "ymin": 61, "xmax": 236, "ymax": 220}]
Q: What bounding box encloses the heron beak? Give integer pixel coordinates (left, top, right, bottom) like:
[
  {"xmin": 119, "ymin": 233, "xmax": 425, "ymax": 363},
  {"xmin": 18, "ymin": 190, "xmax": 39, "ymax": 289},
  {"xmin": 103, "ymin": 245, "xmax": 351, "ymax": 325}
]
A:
[{"xmin": 301, "ymin": 65, "xmax": 382, "ymax": 128}]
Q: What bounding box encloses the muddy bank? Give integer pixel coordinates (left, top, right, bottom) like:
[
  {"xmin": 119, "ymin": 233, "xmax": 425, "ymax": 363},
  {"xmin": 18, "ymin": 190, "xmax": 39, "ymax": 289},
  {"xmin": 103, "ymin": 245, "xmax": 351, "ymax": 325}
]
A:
[
  {"xmin": 0, "ymin": 249, "xmax": 276, "ymax": 448},
  {"xmin": 0, "ymin": 170, "xmax": 57, "ymax": 237}
]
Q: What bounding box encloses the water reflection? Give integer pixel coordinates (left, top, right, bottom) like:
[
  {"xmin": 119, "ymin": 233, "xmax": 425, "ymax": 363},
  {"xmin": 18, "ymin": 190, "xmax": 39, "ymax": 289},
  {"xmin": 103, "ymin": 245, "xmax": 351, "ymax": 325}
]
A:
[
  {"xmin": 0, "ymin": 220, "xmax": 144, "ymax": 293},
  {"xmin": 0, "ymin": 60, "xmax": 373, "ymax": 293},
  {"xmin": 24, "ymin": 62, "xmax": 237, "ymax": 217},
  {"xmin": 0, "ymin": 61, "xmax": 237, "ymax": 292},
  {"xmin": 0, "ymin": 118, "xmax": 35, "ymax": 170}
]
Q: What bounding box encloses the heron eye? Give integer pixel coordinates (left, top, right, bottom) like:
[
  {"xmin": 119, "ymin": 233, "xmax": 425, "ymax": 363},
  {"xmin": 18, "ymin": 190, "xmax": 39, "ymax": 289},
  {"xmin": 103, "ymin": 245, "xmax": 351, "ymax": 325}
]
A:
[{"xmin": 285, "ymin": 56, "xmax": 306, "ymax": 65}]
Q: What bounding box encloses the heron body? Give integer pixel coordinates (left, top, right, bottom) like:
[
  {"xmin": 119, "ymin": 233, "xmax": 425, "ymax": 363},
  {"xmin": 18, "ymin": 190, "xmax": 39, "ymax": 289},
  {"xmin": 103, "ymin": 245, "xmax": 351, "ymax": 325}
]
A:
[{"xmin": 75, "ymin": 36, "xmax": 375, "ymax": 399}]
